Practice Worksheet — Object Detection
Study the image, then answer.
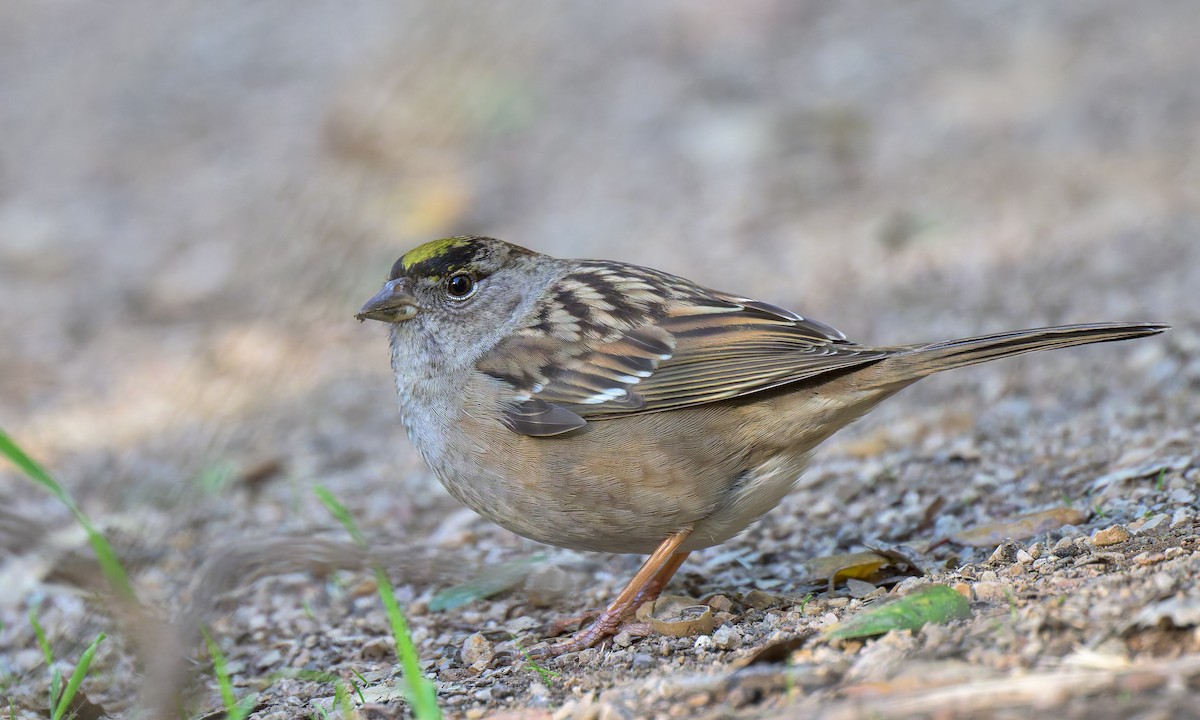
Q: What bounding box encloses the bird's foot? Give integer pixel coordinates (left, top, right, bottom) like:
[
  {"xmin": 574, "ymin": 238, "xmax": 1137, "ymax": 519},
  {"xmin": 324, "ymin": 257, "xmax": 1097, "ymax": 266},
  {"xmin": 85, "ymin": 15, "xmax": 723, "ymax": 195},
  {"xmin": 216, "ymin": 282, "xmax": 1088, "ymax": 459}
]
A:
[
  {"xmin": 526, "ymin": 529, "xmax": 694, "ymax": 660},
  {"xmin": 527, "ymin": 608, "xmax": 632, "ymax": 659}
]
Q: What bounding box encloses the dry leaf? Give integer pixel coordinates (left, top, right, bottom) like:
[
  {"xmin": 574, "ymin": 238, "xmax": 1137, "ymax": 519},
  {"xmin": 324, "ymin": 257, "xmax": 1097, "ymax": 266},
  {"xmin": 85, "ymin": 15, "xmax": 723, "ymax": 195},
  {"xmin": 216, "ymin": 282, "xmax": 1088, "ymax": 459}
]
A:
[
  {"xmin": 802, "ymin": 550, "xmax": 894, "ymax": 586},
  {"xmin": 733, "ymin": 634, "xmax": 810, "ymax": 668},
  {"xmin": 637, "ymin": 595, "xmax": 717, "ymax": 637},
  {"xmin": 951, "ymin": 507, "xmax": 1088, "ymax": 547},
  {"xmin": 824, "ymin": 585, "xmax": 971, "ymax": 641},
  {"xmin": 428, "ymin": 554, "xmax": 547, "ymax": 612}
]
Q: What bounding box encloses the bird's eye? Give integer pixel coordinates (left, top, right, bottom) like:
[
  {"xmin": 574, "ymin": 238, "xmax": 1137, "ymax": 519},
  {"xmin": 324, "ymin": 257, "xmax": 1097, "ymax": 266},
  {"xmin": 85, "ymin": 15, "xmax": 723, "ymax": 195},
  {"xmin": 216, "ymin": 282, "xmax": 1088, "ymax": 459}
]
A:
[{"xmin": 446, "ymin": 272, "xmax": 476, "ymax": 299}]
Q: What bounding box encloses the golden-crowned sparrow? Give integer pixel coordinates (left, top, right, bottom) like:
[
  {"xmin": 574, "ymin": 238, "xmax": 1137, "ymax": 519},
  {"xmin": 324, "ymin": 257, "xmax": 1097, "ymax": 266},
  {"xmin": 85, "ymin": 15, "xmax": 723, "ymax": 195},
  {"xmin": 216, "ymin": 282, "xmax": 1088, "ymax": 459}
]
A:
[{"xmin": 358, "ymin": 235, "xmax": 1165, "ymax": 656}]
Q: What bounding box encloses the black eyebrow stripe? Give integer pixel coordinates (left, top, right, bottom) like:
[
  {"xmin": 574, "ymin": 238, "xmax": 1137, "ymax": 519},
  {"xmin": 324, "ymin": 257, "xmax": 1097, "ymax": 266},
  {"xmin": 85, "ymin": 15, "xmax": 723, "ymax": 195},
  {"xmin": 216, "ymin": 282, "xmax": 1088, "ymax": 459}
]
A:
[{"xmin": 405, "ymin": 243, "xmax": 479, "ymax": 277}]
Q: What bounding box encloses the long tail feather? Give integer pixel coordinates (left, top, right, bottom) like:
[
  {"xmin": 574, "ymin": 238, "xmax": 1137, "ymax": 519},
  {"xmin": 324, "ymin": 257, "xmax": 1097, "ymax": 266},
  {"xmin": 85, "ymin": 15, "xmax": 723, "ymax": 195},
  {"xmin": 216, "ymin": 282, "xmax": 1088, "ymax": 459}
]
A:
[{"xmin": 890, "ymin": 322, "xmax": 1168, "ymax": 377}]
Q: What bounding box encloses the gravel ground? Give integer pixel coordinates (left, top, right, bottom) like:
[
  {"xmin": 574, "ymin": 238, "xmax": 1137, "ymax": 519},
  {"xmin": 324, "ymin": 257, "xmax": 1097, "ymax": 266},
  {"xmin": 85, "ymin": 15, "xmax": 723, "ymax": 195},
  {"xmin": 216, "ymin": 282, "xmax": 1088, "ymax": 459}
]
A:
[{"xmin": 2, "ymin": 2, "xmax": 1198, "ymax": 718}]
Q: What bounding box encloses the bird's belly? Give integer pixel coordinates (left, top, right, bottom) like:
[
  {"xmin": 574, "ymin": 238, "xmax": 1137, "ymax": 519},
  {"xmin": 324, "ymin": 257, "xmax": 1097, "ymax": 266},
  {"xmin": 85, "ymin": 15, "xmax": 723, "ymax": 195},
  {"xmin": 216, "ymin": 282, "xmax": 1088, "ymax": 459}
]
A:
[
  {"xmin": 421, "ymin": 407, "xmax": 747, "ymax": 554},
  {"xmin": 683, "ymin": 449, "xmax": 814, "ymax": 552},
  {"xmin": 403, "ymin": 374, "xmax": 903, "ymax": 556}
]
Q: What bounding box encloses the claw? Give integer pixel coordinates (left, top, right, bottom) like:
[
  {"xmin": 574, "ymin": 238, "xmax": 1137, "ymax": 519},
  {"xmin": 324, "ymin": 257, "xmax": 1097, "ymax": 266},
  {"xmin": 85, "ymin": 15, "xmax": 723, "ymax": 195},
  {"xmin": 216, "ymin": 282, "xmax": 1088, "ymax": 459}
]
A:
[{"xmin": 524, "ymin": 529, "xmax": 692, "ymax": 658}]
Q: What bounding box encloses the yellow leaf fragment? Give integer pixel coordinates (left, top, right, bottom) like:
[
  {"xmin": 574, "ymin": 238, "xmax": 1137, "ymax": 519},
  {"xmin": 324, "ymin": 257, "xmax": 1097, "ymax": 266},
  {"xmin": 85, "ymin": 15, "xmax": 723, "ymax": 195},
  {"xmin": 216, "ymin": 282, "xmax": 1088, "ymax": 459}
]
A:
[{"xmin": 803, "ymin": 551, "xmax": 890, "ymax": 583}]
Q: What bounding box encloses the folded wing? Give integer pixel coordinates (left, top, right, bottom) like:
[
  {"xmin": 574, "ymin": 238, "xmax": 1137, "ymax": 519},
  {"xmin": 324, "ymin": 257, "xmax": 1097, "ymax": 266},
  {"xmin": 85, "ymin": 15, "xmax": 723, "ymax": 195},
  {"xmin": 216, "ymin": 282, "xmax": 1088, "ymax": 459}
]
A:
[{"xmin": 478, "ymin": 265, "xmax": 891, "ymax": 436}]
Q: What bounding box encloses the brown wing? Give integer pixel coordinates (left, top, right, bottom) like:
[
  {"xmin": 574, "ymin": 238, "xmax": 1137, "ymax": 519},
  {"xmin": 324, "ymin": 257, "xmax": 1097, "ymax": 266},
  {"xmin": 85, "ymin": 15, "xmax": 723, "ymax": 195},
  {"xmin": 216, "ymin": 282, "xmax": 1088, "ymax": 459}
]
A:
[
  {"xmin": 477, "ymin": 263, "xmax": 891, "ymax": 436},
  {"xmin": 594, "ymin": 297, "xmax": 890, "ymax": 419}
]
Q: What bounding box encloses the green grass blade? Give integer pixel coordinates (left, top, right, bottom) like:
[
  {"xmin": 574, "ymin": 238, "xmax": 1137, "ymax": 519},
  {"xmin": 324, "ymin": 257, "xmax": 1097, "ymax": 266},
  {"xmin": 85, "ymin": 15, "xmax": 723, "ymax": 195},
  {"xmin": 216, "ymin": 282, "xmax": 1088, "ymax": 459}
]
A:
[
  {"xmin": 52, "ymin": 632, "xmax": 105, "ymax": 720},
  {"xmin": 0, "ymin": 428, "xmax": 137, "ymax": 602},
  {"xmin": 203, "ymin": 628, "xmax": 238, "ymax": 711},
  {"xmin": 313, "ymin": 485, "xmax": 365, "ymax": 546},
  {"xmin": 29, "ymin": 608, "xmax": 54, "ymax": 667},
  {"xmin": 314, "ymin": 485, "xmax": 440, "ymax": 720},
  {"xmin": 82, "ymin": 533, "xmax": 137, "ymax": 603},
  {"xmin": 267, "ymin": 669, "xmax": 358, "ymax": 717},
  {"xmin": 375, "ymin": 567, "xmax": 440, "ymax": 719},
  {"xmin": 48, "ymin": 669, "xmax": 61, "ymax": 718},
  {"xmin": 509, "ymin": 634, "xmax": 561, "ymax": 685},
  {"xmin": 335, "ymin": 679, "xmax": 354, "ymax": 718},
  {"xmin": 228, "ymin": 694, "xmax": 259, "ymax": 720},
  {"xmin": 202, "ymin": 628, "xmax": 258, "ymax": 720},
  {"xmin": 0, "ymin": 429, "xmax": 73, "ymax": 507}
]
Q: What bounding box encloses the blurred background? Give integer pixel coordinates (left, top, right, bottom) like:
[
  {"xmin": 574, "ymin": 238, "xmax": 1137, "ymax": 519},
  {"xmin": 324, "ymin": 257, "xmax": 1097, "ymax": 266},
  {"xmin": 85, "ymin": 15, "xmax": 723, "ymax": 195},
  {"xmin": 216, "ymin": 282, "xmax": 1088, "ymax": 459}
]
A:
[
  {"xmin": 3, "ymin": 0, "xmax": 1195, "ymax": 488},
  {"xmin": 1, "ymin": 0, "xmax": 1197, "ymax": 714}
]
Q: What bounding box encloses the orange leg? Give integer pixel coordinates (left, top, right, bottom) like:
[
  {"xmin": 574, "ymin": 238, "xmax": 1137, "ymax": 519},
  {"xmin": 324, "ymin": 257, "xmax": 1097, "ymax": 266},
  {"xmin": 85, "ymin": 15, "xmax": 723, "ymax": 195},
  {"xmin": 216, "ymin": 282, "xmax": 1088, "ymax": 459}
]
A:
[
  {"xmin": 530, "ymin": 529, "xmax": 692, "ymax": 658},
  {"xmin": 628, "ymin": 549, "xmax": 690, "ymax": 609}
]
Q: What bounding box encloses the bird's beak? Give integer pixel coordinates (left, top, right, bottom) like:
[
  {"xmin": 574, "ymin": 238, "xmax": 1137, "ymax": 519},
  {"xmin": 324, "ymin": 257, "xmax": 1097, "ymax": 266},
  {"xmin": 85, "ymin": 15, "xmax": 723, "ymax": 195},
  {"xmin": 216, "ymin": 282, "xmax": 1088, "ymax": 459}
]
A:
[{"xmin": 356, "ymin": 278, "xmax": 419, "ymax": 323}]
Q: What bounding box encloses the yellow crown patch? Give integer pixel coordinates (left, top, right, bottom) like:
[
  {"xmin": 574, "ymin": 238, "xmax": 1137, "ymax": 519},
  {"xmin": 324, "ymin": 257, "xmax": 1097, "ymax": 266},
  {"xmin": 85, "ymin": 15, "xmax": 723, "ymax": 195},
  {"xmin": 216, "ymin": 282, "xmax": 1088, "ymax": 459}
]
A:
[{"xmin": 399, "ymin": 237, "xmax": 472, "ymax": 271}]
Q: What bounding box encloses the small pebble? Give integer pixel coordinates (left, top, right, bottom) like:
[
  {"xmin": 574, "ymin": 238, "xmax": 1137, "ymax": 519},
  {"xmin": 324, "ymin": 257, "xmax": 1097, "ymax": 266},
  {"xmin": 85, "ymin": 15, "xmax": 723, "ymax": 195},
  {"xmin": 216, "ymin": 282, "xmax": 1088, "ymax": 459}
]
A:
[
  {"xmin": 863, "ymin": 586, "xmax": 889, "ymax": 601},
  {"xmin": 988, "ymin": 540, "xmax": 1021, "ymax": 565},
  {"xmin": 1091, "ymin": 525, "xmax": 1131, "ymax": 546},
  {"xmin": 1132, "ymin": 551, "xmax": 1166, "ymax": 566},
  {"xmin": 1052, "ymin": 536, "xmax": 1080, "ymax": 556},
  {"xmin": 1077, "ymin": 552, "xmax": 1124, "ymax": 566},
  {"xmin": 524, "ymin": 565, "xmax": 575, "ymax": 607},
  {"xmin": 1152, "ymin": 573, "xmax": 1177, "ymax": 593},
  {"xmin": 1000, "ymin": 563, "xmax": 1027, "ymax": 578},
  {"xmin": 552, "ymin": 693, "xmax": 597, "ymax": 720},
  {"xmin": 705, "ymin": 594, "xmax": 735, "ymax": 612},
  {"xmin": 598, "ymin": 700, "xmax": 634, "ymax": 720},
  {"xmin": 846, "ymin": 578, "xmax": 876, "ymax": 597},
  {"xmin": 712, "ymin": 624, "xmax": 742, "ymax": 650},
  {"xmin": 743, "ymin": 589, "xmax": 785, "ymax": 609},
  {"xmin": 553, "ymin": 693, "xmax": 598, "ymax": 720},
  {"xmin": 1168, "ymin": 488, "xmax": 1195, "ymax": 505},
  {"xmin": 1134, "ymin": 513, "xmax": 1169, "ymax": 536},
  {"xmin": 686, "ymin": 692, "xmax": 711, "ymax": 707},
  {"xmin": 360, "ymin": 637, "xmax": 391, "ymax": 661},
  {"xmin": 612, "ymin": 630, "xmax": 633, "ymax": 648},
  {"xmin": 459, "ymin": 632, "xmax": 494, "ymax": 667},
  {"xmin": 973, "ymin": 582, "xmax": 1009, "ymax": 602},
  {"xmin": 890, "ymin": 577, "xmax": 923, "ymax": 594}
]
